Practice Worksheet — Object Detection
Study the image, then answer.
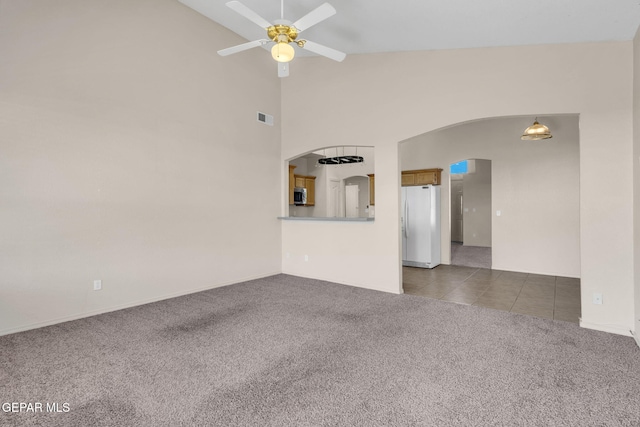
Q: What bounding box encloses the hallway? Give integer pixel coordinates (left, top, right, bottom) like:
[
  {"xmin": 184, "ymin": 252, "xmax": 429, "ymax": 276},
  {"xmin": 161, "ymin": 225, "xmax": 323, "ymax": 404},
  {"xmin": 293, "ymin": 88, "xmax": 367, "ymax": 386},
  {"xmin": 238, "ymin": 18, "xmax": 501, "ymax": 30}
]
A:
[{"xmin": 450, "ymin": 242, "xmax": 491, "ymax": 269}]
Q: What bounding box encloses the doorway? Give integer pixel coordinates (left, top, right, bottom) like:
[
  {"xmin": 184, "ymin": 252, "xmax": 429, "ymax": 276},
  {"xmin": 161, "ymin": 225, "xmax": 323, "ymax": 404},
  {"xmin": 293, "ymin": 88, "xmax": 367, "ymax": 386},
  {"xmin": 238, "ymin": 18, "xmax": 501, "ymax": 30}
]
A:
[
  {"xmin": 449, "ymin": 159, "xmax": 492, "ymax": 269},
  {"xmin": 345, "ymin": 185, "xmax": 359, "ymax": 217},
  {"xmin": 343, "ymin": 175, "xmax": 369, "ymax": 218}
]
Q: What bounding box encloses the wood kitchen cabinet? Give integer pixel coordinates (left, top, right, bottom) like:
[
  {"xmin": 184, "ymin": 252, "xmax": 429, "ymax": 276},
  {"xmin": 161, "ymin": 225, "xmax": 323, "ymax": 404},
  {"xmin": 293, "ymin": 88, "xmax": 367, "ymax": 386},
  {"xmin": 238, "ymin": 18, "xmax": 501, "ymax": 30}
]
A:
[
  {"xmin": 291, "ymin": 173, "xmax": 316, "ymax": 206},
  {"xmin": 304, "ymin": 177, "xmax": 316, "ymax": 206},
  {"xmin": 368, "ymin": 174, "xmax": 375, "ymax": 206},
  {"xmin": 294, "ymin": 176, "xmax": 306, "ymax": 188},
  {"xmin": 401, "ymin": 168, "xmax": 442, "ymax": 186},
  {"xmin": 289, "ymin": 165, "xmax": 296, "ymax": 205}
]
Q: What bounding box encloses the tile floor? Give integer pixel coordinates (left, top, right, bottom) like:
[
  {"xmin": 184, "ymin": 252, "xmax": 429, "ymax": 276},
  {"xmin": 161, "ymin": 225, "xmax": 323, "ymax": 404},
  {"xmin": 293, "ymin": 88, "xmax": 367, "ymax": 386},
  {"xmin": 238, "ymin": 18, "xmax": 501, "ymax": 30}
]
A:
[{"xmin": 403, "ymin": 265, "xmax": 581, "ymax": 323}]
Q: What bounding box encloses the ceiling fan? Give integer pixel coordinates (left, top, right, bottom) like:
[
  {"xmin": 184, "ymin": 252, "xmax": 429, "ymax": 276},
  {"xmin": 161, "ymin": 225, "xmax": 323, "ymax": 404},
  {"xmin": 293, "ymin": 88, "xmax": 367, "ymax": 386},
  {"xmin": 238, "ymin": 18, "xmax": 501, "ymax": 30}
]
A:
[{"xmin": 217, "ymin": 0, "xmax": 346, "ymax": 78}]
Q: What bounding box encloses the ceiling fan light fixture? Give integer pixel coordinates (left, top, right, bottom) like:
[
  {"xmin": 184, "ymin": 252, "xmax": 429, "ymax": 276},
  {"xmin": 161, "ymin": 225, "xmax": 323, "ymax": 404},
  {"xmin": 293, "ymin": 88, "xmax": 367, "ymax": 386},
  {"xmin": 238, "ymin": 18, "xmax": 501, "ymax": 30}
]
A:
[
  {"xmin": 218, "ymin": 1, "xmax": 345, "ymax": 75},
  {"xmin": 521, "ymin": 119, "xmax": 552, "ymax": 140},
  {"xmin": 271, "ymin": 42, "xmax": 295, "ymax": 62}
]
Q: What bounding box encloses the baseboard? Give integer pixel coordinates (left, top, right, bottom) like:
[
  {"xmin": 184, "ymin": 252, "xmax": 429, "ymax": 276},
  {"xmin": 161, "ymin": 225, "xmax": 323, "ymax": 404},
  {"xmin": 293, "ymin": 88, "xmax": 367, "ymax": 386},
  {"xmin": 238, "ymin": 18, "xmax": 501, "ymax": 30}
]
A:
[
  {"xmin": 490, "ymin": 264, "xmax": 580, "ymax": 279},
  {"xmin": 283, "ymin": 272, "xmax": 403, "ymax": 295},
  {"xmin": 579, "ymin": 319, "xmax": 633, "ymax": 337},
  {"xmin": 0, "ymin": 271, "xmax": 281, "ymax": 337}
]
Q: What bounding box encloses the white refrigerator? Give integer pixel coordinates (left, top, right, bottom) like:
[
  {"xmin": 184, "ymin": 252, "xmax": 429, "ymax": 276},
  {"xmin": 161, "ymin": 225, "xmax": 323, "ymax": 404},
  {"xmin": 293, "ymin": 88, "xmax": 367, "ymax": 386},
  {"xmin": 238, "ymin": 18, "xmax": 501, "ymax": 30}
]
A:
[{"xmin": 402, "ymin": 185, "xmax": 441, "ymax": 269}]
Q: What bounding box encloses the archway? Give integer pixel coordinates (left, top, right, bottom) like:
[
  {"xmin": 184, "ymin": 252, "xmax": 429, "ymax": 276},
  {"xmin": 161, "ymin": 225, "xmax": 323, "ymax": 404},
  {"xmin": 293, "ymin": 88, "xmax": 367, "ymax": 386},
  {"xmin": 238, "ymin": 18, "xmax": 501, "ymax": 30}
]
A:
[{"xmin": 399, "ymin": 115, "xmax": 581, "ymax": 323}]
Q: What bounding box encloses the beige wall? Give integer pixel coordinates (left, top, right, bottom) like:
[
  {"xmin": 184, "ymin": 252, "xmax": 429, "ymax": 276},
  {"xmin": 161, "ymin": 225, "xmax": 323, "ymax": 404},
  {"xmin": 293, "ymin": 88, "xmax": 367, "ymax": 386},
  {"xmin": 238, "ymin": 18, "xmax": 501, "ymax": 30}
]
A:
[
  {"xmin": 281, "ymin": 42, "xmax": 634, "ymax": 335},
  {"xmin": 401, "ymin": 116, "xmax": 580, "ymax": 277},
  {"xmin": 0, "ymin": 0, "xmax": 282, "ymax": 335}
]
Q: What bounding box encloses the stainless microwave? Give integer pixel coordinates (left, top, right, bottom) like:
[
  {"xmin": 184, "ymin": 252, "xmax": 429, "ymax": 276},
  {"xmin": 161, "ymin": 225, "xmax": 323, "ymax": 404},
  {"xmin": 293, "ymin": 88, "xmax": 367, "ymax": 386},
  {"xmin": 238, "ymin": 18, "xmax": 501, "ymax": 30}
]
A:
[{"xmin": 293, "ymin": 187, "xmax": 307, "ymax": 205}]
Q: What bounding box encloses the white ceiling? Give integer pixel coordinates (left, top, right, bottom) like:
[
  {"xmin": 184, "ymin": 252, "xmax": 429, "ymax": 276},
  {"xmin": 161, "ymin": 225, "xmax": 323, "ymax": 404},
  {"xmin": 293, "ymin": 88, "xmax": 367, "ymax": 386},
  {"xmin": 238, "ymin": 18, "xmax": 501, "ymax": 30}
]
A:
[{"xmin": 179, "ymin": 0, "xmax": 640, "ymax": 58}]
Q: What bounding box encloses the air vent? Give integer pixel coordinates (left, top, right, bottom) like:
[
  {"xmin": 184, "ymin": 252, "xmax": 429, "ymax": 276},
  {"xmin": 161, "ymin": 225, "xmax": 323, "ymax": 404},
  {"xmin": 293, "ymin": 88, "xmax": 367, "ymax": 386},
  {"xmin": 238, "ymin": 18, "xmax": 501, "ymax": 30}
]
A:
[{"xmin": 257, "ymin": 111, "xmax": 274, "ymax": 126}]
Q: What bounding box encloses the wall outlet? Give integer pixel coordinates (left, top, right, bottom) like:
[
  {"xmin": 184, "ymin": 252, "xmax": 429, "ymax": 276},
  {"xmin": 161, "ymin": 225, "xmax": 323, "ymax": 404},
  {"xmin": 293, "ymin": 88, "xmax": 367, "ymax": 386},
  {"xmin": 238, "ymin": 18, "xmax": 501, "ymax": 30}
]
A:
[
  {"xmin": 593, "ymin": 292, "xmax": 602, "ymax": 305},
  {"xmin": 93, "ymin": 280, "xmax": 102, "ymax": 291},
  {"xmin": 304, "ymin": 255, "xmax": 309, "ymax": 262}
]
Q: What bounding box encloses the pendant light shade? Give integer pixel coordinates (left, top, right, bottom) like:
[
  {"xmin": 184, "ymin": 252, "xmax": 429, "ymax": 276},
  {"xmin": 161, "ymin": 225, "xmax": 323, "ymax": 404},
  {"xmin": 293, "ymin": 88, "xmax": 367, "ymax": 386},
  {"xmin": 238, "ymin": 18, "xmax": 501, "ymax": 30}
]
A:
[
  {"xmin": 521, "ymin": 119, "xmax": 552, "ymax": 140},
  {"xmin": 271, "ymin": 42, "xmax": 295, "ymax": 62}
]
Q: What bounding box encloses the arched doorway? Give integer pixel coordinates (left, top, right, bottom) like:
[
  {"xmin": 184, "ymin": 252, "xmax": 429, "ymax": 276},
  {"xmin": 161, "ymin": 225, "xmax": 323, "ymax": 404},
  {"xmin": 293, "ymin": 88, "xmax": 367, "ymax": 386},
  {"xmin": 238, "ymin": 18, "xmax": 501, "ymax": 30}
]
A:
[{"xmin": 399, "ymin": 115, "xmax": 581, "ymax": 324}]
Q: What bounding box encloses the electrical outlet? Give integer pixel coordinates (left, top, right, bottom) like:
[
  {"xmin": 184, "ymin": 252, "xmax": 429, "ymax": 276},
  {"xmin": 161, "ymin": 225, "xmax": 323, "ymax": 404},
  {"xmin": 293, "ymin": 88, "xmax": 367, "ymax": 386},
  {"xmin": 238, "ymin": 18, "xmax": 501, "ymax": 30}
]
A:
[
  {"xmin": 593, "ymin": 292, "xmax": 602, "ymax": 305},
  {"xmin": 304, "ymin": 255, "xmax": 309, "ymax": 262},
  {"xmin": 93, "ymin": 280, "xmax": 102, "ymax": 291}
]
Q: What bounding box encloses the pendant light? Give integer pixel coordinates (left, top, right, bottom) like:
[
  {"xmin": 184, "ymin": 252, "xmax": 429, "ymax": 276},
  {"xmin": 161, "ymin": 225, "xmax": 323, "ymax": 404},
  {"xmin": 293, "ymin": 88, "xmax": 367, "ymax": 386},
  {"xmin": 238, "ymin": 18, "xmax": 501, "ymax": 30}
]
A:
[{"xmin": 521, "ymin": 118, "xmax": 552, "ymax": 140}]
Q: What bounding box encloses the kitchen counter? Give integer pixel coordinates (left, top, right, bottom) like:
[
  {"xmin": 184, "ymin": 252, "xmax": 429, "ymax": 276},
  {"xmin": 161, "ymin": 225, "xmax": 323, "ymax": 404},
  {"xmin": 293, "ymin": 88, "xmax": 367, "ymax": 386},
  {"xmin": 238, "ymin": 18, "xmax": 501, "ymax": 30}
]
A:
[{"xmin": 278, "ymin": 216, "xmax": 374, "ymax": 222}]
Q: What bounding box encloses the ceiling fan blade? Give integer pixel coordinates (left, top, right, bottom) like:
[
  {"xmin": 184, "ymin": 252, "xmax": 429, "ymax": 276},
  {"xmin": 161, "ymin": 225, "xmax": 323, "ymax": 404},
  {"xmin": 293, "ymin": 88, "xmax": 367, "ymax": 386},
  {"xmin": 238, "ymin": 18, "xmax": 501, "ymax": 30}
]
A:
[
  {"xmin": 226, "ymin": 1, "xmax": 272, "ymax": 28},
  {"xmin": 217, "ymin": 39, "xmax": 269, "ymax": 56},
  {"xmin": 278, "ymin": 62, "xmax": 289, "ymax": 78},
  {"xmin": 301, "ymin": 40, "xmax": 346, "ymax": 62},
  {"xmin": 292, "ymin": 3, "xmax": 336, "ymax": 32}
]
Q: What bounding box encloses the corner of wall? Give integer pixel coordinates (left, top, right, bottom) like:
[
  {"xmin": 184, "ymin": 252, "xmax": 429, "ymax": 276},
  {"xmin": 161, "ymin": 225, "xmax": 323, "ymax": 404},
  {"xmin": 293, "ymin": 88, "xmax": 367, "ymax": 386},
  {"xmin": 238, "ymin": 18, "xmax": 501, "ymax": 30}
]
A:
[{"xmin": 633, "ymin": 23, "xmax": 640, "ymax": 343}]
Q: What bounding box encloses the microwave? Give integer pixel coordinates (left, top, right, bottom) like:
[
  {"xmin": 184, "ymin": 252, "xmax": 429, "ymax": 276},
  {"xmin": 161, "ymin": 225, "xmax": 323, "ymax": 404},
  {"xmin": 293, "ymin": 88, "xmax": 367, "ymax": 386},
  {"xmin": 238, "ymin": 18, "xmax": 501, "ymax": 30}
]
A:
[{"xmin": 293, "ymin": 187, "xmax": 307, "ymax": 205}]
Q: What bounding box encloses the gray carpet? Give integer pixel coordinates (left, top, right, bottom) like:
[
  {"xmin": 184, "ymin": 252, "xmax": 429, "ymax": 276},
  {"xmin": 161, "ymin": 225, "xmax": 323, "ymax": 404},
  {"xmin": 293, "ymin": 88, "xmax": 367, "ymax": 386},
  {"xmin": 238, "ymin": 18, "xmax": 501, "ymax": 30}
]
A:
[
  {"xmin": 1, "ymin": 274, "xmax": 639, "ymax": 426},
  {"xmin": 451, "ymin": 242, "xmax": 492, "ymax": 269}
]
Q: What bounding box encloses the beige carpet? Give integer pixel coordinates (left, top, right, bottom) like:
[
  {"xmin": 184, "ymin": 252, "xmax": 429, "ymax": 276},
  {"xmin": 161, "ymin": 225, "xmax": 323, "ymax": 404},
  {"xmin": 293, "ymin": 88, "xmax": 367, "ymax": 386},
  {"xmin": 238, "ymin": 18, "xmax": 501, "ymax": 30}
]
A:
[{"xmin": 1, "ymin": 274, "xmax": 639, "ymax": 426}]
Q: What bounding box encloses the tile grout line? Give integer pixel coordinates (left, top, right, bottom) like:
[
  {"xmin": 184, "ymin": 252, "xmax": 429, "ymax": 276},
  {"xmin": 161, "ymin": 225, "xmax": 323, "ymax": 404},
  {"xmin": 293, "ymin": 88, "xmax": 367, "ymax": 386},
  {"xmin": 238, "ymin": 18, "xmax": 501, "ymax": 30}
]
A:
[
  {"xmin": 470, "ymin": 270, "xmax": 512, "ymax": 308},
  {"xmin": 508, "ymin": 273, "xmax": 528, "ymax": 312}
]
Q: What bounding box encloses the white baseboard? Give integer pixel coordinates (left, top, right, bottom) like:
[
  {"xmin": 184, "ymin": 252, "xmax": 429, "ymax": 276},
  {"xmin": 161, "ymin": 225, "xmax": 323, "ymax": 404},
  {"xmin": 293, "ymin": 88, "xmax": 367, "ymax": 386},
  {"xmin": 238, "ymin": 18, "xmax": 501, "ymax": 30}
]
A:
[
  {"xmin": 282, "ymin": 272, "xmax": 402, "ymax": 295},
  {"xmin": 579, "ymin": 319, "xmax": 633, "ymax": 337},
  {"xmin": 0, "ymin": 271, "xmax": 281, "ymax": 337}
]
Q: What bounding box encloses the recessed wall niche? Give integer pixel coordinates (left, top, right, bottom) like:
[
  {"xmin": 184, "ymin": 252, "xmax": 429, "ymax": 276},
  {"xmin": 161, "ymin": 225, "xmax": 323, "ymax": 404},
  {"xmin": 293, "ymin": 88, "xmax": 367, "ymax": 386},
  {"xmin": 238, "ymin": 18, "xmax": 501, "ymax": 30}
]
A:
[{"xmin": 287, "ymin": 146, "xmax": 375, "ymax": 218}]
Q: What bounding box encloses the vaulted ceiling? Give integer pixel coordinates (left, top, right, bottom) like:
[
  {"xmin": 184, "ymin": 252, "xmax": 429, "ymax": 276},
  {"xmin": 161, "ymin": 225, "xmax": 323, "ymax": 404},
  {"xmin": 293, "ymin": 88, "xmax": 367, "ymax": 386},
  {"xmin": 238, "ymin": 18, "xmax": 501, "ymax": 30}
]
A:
[{"xmin": 179, "ymin": 0, "xmax": 640, "ymax": 58}]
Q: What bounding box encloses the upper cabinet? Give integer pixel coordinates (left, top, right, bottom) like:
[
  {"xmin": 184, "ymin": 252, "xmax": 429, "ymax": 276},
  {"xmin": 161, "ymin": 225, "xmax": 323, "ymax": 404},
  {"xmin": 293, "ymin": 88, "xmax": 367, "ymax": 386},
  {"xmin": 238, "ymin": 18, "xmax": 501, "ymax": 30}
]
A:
[
  {"xmin": 402, "ymin": 168, "xmax": 442, "ymax": 186},
  {"xmin": 289, "ymin": 165, "xmax": 296, "ymax": 205},
  {"xmin": 294, "ymin": 176, "xmax": 306, "ymax": 188},
  {"xmin": 368, "ymin": 174, "xmax": 375, "ymax": 206},
  {"xmin": 304, "ymin": 176, "xmax": 316, "ymax": 206},
  {"xmin": 288, "ymin": 166, "xmax": 316, "ymax": 206}
]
